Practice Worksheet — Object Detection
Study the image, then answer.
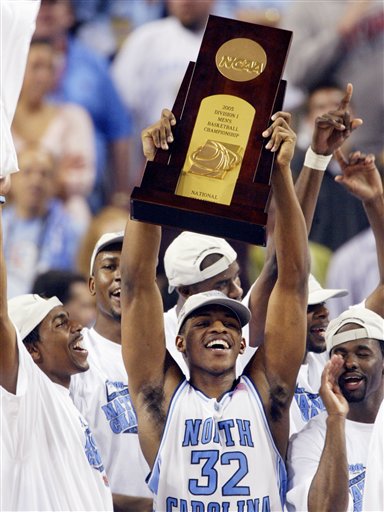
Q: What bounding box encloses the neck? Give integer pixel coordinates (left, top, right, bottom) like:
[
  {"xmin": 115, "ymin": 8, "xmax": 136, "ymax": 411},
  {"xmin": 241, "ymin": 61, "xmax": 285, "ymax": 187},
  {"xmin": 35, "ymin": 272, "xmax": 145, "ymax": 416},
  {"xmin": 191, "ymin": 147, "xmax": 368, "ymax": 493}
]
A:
[
  {"xmin": 189, "ymin": 367, "xmax": 237, "ymax": 399},
  {"xmin": 94, "ymin": 314, "xmax": 121, "ymax": 345}
]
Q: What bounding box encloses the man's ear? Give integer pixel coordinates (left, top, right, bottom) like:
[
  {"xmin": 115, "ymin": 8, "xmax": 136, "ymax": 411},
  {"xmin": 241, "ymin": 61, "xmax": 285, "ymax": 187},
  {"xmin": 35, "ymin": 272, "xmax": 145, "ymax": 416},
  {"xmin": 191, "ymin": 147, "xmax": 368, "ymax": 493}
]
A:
[
  {"xmin": 89, "ymin": 276, "xmax": 96, "ymax": 296},
  {"xmin": 239, "ymin": 337, "xmax": 246, "ymax": 355},
  {"xmin": 176, "ymin": 335, "xmax": 186, "ymax": 353},
  {"xmin": 177, "ymin": 286, "xmax": 193, "ymax": 299},
  {"xmin": 26, "ymin": 342, "xmax": 42, "ymax": 363}
]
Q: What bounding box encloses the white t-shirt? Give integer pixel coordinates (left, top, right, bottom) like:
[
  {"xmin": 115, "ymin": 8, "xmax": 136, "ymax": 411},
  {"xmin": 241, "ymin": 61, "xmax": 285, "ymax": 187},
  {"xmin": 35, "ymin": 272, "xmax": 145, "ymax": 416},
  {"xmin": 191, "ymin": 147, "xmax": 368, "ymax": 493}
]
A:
[
  {"xmin": 289, "ymin": 352, "xmax": 327, "ymax": 435},
  {"xmin": 362, "ymin": 399, "xmax": 384, "ymax": 511},
  {"xmin": 70, "ymin": 328, "xmax": 152, "ymax": 497},
  {"xmin": 148, "ymin": 376, "xmax": 287, "ymax": 511},
  {"xmin": 164, "ymin": 288, "xmax": 255, "ymax": 379},
  {"xmin": 1, "ymin": 331, "xmax": 113, "ymax": 511},
  {"xmin": 286, "ymin": 412, "xmax": 373, "ymax": 512}
]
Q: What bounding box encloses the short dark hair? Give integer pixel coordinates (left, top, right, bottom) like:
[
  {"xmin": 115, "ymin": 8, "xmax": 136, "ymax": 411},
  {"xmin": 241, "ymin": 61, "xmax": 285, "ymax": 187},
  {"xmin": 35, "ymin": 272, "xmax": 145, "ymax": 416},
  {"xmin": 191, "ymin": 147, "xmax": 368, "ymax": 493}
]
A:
[
  {"xmin": 32, "ymin": 270, "xmax": 86, "ymax": 304},
  {"xmin": 23, "ymin": 323, "xmax": 41, "ymax": 347}
]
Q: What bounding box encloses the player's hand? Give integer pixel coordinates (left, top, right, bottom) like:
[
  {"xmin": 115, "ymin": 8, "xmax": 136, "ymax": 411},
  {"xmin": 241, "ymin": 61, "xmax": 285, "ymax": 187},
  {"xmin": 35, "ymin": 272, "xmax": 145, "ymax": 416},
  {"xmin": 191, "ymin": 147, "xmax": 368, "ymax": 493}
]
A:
[
  {"xmin": 334, "ymin": 148, "xmax": 383, "ymax": 203},
  {"xmin": 320, "ymin": 354, "xmax": 349, "ymax": 418},
  {"xmin": 312, "ymin": 83, "xmax": 363, "ymax": 156},
  {"xmin": 141, "ymin": 109, "xmax": 176, "ymax": 162},
  {"xmin": 262, "ymin": 111, "xmax": 296, "ymax": 168}
]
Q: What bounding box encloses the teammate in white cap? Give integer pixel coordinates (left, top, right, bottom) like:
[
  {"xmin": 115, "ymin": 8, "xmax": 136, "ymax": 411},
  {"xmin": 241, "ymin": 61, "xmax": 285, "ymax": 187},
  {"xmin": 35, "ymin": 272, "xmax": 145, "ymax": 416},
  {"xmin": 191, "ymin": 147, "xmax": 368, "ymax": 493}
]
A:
[
  {"xmin": 0, "ymin": 175, "xmax": 113, "ymax": 511},
  {"xmin": 70, "ymin": 231, "xmax": 153, "ymax": 511},
  {"xmin": 286, "ymin": 147, "xmax": 384, "ymax": 512},
  {"xmin": 121, "ymin": 111, "xmax": 310, "ymax": 510}
]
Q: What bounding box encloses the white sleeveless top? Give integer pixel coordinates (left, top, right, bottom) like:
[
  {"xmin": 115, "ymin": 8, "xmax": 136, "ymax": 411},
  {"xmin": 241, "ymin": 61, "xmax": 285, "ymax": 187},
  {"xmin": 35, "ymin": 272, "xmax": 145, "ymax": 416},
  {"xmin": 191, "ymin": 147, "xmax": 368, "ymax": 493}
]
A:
[{"xmin": 148, "ymin": 375, "xmax": 286, "ymax": 511}]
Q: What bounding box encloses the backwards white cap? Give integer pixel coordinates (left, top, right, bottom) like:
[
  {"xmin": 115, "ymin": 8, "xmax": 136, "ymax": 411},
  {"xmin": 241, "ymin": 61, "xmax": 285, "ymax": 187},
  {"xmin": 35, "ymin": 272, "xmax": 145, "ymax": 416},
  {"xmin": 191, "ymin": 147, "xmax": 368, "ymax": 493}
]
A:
[
  {"xmin": 177, "ymin": 290, "xmax": 251, "ymax": 333},
  {"xmin": 8, "ymin": 294, "xmax": 62, "ymax": 340},
  {"xmin": 89, "ymin": 231, "xmax": 124, "ymax": 275},
  {"xmin": 326, "ymin": 307, "xmax": 384, "ymax": 353},
  {"xmin": 164, "ymin": 232, "xmax": 237, "ymax": 293},
  {"xmin": 308, "ymin": 274, "xmax": 348, "ymax": 305}
]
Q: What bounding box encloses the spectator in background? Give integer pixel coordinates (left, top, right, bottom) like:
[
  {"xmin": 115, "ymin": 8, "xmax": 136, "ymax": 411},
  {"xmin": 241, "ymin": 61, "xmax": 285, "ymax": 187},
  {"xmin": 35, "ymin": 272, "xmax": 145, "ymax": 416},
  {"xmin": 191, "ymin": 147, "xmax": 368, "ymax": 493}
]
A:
[
  {"xmin": 12, "ymin": 38, "xmax": 96, "ymax": 234},
  {"xmin": 327, "ymin": 228, "xmax": 380, "ymax": 318},
  {"xmin": 290, "ymin": 82, "xmax": 370, "ymax": 251},
  {"xmin": 111, "ymin": 0, "xmax": 216, "ymax": 181},
  {"xmin": 2, "ymin": 146, "xmax": 81, "ymax": 298},
  {"xmin": 282, "ymin": 0, "xmax": 384, "ymax": 158},
  {"xmin": 34, "ymin": 0, "xmax": 133, "ymax": 212},
  {"xmin": 32, "ymin": 269, "xmax": 96, "ymax": 328}
]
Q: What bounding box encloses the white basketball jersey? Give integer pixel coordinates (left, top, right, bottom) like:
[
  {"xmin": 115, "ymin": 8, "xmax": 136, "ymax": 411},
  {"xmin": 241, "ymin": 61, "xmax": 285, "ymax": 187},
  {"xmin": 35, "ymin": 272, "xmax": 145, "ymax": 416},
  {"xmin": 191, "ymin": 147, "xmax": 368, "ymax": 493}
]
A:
[{"xmin": 148, "ymin": 376, "xmax": 286, "ymax": 511}]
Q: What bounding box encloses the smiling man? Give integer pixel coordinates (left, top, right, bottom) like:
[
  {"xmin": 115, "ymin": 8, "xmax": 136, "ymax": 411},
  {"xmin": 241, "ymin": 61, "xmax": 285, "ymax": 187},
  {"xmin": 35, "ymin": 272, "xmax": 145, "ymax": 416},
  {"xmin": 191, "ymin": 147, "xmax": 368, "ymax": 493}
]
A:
[
  {"xmin": 286, "ymin": 147, "xmax": 384, "ymax": 512},
  {"xmin": 70, "ymin": 231, "xmax": 153, "ymax": 511},
  {"xmin": 0, "ymin": 200, "xmax": 113, "ymax": 512},
  {"xmin": 121, "ymin": 113, "xmax": 310, "ymax": 511}
]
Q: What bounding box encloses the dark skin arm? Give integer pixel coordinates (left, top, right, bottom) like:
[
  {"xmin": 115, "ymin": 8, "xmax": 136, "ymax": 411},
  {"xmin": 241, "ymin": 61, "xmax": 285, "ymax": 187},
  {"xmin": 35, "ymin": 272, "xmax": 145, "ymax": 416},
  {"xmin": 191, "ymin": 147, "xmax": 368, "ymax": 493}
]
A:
[
  {"xmin": 244, "ymin": 116, "xmax": 310, "ymax": 458},
  {"xmin": 0, "ymin": 175, "xmax": 18, "ymax": 394},
  {"xmin": 308, "ymin": 355, "xmax": 349, "ymax": 511},
  {"xmin": 248, "ymin": 83, "xmax": 363, "ymax": 347}
]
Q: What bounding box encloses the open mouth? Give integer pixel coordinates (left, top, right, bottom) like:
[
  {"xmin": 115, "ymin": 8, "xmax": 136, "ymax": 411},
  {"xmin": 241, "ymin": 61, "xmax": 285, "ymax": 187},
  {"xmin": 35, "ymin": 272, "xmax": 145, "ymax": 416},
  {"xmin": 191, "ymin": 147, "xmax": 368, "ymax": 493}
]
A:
[
  {"xmin": 111, "ymin": 288, "xmax": 121, "ymax": 300},
  {"xmin": 341, "ymin": 374, "xmax": 365, "ymax": 391},
  {"xmin": 311, "ymin": 326, "xmax": 326, "ymax": 338},
  {"xmin": 205, "ymin": 339, "xmax": 230, "ymax": 350},
  {"xmin": 71, "ymin": 336, "xmax": 88, "ymax": 355}
]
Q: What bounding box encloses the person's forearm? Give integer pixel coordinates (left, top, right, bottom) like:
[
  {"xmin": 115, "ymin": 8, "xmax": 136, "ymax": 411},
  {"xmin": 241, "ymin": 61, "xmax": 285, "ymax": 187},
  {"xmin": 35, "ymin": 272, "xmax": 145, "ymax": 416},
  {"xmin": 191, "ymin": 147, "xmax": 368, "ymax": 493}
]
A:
[
  {"xmin": 272, "ymin": 163, "xmax": 309, "ymax": 283},
  {"xmin": 308, "ymin": 415, "xmax": 349, "ymax": 512},
  {"xmin": 295, "ymin": 166, "xmax": 325, "ymax": 233}
]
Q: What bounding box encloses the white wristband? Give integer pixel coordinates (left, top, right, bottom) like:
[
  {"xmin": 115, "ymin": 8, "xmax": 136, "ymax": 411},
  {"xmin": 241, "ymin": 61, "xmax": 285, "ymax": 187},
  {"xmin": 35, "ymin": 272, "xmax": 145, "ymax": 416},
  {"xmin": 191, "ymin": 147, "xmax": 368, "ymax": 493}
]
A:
[{"xmin": 304, "ymin": 146, "xmax": 332, "ymax": 171}]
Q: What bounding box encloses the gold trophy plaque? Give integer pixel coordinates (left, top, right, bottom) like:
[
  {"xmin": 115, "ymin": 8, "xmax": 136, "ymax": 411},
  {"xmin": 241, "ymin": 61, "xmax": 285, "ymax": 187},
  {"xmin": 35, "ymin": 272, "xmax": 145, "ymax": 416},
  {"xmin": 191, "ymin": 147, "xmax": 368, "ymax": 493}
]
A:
[{"xmin": 130, "ymin": 15, "xmax": 292, "ymax": 245}]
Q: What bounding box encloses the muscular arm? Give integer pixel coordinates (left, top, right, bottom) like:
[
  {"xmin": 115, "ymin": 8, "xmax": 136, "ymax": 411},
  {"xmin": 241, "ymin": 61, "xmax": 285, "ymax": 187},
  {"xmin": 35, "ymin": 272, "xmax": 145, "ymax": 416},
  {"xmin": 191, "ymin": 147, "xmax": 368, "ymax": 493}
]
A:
[
  {"xmin": 246, "ymin": 116, "xmax": 310, "ymax": 457},
  {"xmin": 0, "ymin": 177, "xmax": 18, "ymax": 393},
  {"xmin": 308, "ymin": 355, "xmax": 350, "ymax": 511},
  {"xmin": 248, "ymin": 84, "xmax": 361, "ymax": 347},
  {"xmin": 120, "ymin": 111, "xmax": 181, "ymax": 468}
]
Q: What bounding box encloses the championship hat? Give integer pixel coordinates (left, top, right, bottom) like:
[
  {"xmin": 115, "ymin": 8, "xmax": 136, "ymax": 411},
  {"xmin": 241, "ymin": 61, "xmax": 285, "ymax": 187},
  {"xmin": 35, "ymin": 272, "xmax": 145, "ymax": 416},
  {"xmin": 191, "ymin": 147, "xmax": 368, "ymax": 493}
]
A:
[
  {"xmin": 326, "ymin": 307, "xmax": 384, "ymax": 353},
  {"xmin": 89, "ymin": 231, "xmax": 124, "ymax": 275},
  {"xmin": 164, "ymin": 232, "xmax": 237, "ymax": 293},
  {"xmin": 8, "ymin": 294, "xmax": 62, "ymax": 340},
  {"xmin": 177, "ymin": 290, "xmax": 251, "ymax": 333},
  {"xmin": 308, "ymin": 274, "xmax": 348, "ymax": 305}
]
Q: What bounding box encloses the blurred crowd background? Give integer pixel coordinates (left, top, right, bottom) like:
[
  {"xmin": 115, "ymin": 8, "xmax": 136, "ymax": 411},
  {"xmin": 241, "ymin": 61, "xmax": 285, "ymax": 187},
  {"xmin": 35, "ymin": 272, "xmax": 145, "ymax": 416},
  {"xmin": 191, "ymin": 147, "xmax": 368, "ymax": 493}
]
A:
[{"xmin": 4, "ymin": 0, "xmax": 384, "ymax": 323}]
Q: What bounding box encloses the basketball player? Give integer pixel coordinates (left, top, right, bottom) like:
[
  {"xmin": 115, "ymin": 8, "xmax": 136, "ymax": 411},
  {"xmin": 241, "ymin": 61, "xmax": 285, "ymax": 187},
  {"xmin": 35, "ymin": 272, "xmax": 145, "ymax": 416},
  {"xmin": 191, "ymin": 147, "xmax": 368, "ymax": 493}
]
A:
[{"xmin": 120, "ymin": 113, "xmax": 310, "ymax": 510}]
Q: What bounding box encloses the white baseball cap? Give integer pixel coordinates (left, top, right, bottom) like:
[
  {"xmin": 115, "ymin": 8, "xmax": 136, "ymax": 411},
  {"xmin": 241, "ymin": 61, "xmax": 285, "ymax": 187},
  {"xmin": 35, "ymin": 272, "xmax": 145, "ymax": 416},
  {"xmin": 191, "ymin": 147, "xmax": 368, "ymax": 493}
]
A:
[
  {"xmin": 89, "ymin": 231, "xmax": 124, "ymax": 275},
  {"xmin": 326, "ymin": 307, "xmax": 384, "ymax": 353},
  {"xmin": 177, "ymin": 290, "xmax": 251, "ymax": 333},
  {"xmin": 308, "ymin": 274, "xmax": 348, "ymax": 306},
  {"xmin": 164, "ymin": 232, "xmax": 237, "ymax": 293},
  {"xmin": 8, "ymin": 294, "xmax": 63, "ymax": 340}
]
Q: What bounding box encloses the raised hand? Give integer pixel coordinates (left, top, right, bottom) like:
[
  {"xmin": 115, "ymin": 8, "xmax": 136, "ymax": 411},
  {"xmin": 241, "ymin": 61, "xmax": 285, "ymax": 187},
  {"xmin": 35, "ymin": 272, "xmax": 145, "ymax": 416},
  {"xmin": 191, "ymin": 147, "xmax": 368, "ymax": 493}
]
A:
[
  {"xmin": 262, "ymin": 111, "xmax": 296, "ymax": 168},
  {"xmin": 141, "ymin": 109, "xmax": 176, "ymax": 162},
  {"xmin": 320, "ymin": 354, "xmax": 349, "ymax": 418},
  {"xmin": 334, "ymin": 148, "xmax": 383, "ymax": 203},
  {"xmin": 312, "ymin": 83, "xmax": 363, "ymax": 156}
]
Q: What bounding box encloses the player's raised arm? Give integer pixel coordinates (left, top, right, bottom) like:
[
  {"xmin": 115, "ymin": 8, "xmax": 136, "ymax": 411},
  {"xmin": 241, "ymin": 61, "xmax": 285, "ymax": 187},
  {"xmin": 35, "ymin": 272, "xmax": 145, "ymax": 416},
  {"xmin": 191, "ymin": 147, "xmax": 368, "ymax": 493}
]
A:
[
  {"xmin": 0, "ymin": 176, "xmax": 18, "ymax": 393},
  {"xmin": 120, "ymin": 111, "xmax": 182, "ymax": 468},
  {"xmin": 334, "ymin": 148, "xmax": 384, "ymax": 316},
  {"xmin": 247, "ymin": 114, "xmax": 310, "ymax": 457}
]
